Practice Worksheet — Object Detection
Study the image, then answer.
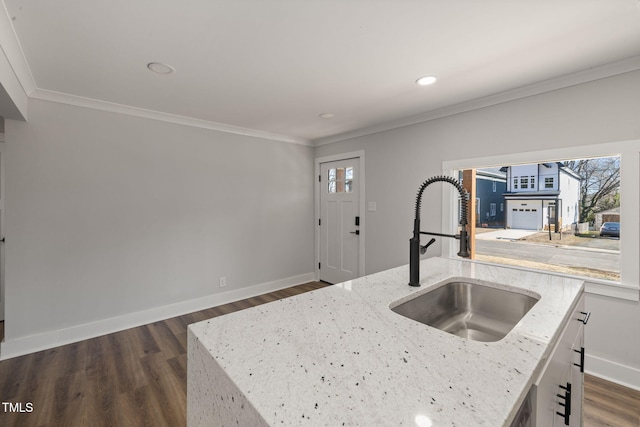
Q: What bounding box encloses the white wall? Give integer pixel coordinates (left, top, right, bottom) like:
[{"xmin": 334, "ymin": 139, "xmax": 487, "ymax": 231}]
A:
[
  {"xmin": 560, "ymin": 169, "xmax": 581, "ymax": 226},
  {"xmin": 2, "ymin": 98, "xmax": 315, "ymax": 357},
  {"xmin": 315, "ymin": 70, "xmax": 640, "ymax": 388},
  {"xmin": 510, "ymin": 164, "xmax": 538, "ymax": 192}
]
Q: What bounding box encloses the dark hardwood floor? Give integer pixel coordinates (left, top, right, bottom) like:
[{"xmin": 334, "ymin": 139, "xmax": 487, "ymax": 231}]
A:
[
  {"xmin": 0, "ymin": 282, "xmax": 330, "ymax": 427},
  {"xmin": 0, "ymin": 282, "xmax": 637, "ymax": 426}
]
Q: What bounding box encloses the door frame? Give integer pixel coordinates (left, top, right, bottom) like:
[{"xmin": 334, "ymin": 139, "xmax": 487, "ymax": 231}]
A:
[
  {"xmin": 0, "ymin": 135, "xmax": 4, "ymax": 322},
  {"xmin": 315, "ymin": 151, "xmax": 365, "ymax": 282}
]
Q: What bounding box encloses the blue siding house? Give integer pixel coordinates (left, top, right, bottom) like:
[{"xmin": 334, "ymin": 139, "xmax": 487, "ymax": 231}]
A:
[{"xmin": 475, "ymin": 168, "xmax": 507, "ymax": 227}]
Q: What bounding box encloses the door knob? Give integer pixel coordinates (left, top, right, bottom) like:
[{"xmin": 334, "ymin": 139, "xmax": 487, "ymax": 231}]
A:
[{"xmin": 350, "ymin": 230, "xmax": 360, "ymax": 235}]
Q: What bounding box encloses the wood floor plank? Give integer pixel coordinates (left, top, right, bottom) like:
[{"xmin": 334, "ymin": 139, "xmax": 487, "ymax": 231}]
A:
[
  {"xmin": 113, "ymin": 383, "xmax": 171, "ymax": 427},
  {"xmin": 0, "ymin": 351, "xmax": 33, "ymax": 402},
  {"xmin": 50, "ymin": 370, "xmax": 91, "ymax": 427},
  {"xmin": 583, "ymin": 374, "xmax": 640, "ymax": 427},
  {"xmin": 132, "ymin": 324, "xmax": 161, "ymax": 358},
  {"xmin": 147, "ymin": 320, "xmax": 186, "ymax": 359},
  {"xmin": 139, "ymin": 352, "xmax": 186, "ymax": 427},
  {"xmin": 167, "ymin": 354, "xmax": 188, "ymax": 396},
  {"xmin": 121, "ymin": 329, "xmax": 151, "ymax": 390},
  {"xmin": 164, "ymin": 315, "xmax": 191, "ymax": 337},
  {"xmin": 1, "ymin": 281, "xmax": 634, "ymax": 427}
]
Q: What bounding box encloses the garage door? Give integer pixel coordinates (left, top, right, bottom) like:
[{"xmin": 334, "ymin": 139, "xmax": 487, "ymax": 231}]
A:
[{"xmin": 511, "ymin": 208, "xmax": 539, "ymax": 230}]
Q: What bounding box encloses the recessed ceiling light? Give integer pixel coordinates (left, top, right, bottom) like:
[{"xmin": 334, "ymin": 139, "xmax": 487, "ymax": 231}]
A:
[
  {"xmin": 147, "ymin": 62, "xmax": 175, "ymax": 74},
  {"xmin": 416, "ymin": 75, "xmax": 437, "ymax": 86},
  {"xmin": 319, "ymin": 113, "xmax": 335, "ymax": 119}
]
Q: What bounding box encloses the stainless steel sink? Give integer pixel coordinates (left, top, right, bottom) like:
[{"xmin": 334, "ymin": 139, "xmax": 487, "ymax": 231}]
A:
[{"xmin": 390, "ymin": 279, "xmax": 539, "ymax": 342}]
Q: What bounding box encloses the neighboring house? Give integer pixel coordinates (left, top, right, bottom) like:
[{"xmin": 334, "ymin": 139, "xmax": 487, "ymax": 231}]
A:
[
  {"xmin": 475, "ymin": 168, "xmax": 507, "ymax": 227},
  {"xmin": 502, "ymin": 163, "xmax": 581, "ymax": 231},
  {"xmin": 595, "ymin": 207, "xmax": 620, "ymax": 229}
]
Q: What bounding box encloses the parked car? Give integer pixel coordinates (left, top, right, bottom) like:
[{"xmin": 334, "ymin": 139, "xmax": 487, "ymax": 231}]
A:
[{"xmin": 599, "ymin": 222, "xmax": 620, "ymax": 237}]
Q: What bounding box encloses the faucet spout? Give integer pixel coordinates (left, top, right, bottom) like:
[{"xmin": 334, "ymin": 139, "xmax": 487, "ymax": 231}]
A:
[{"xmin": 408, "ymin": 176, "xmax": 469, "ymax": 287}]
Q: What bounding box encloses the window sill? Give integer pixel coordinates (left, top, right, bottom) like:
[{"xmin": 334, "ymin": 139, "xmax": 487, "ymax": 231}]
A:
[{"xmin": 456, "ymin": 258, "xmax": 639, "ymax": 302}]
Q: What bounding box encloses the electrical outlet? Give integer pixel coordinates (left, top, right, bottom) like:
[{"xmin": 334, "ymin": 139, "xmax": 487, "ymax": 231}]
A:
[{"xmin": 219, "ymin": 276, "xmax": 227, "ymax": 287}]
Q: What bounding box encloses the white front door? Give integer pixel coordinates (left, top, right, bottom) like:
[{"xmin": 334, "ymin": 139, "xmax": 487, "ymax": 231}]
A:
[{"xmin": 319, "ymin": 158, "xmax": 360, "ymax": 284}]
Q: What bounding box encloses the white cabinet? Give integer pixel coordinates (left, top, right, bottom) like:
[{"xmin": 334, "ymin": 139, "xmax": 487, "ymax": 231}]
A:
[
  {"xmin": 532, "ymin": 293, "xmax": 587, "ymax": 426},
  {"xmin": 569, "ymin": 327, "xmax": 585, "ymax": 426}
]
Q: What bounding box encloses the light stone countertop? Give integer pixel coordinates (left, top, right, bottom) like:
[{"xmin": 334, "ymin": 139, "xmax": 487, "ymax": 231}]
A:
[{"xmin": 188, "ymin": 257, "xmax": 584, "ymax": 426}]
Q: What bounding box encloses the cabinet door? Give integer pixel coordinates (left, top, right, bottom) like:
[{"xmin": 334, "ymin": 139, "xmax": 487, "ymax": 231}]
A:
[
  {"xmin": 533, "ymin": 294, "xmax": 585, "ymax": 426},
  {"xmin": 569, "ymin": 331, "xmax": 585, "ymax": 427},
  {"xmin": 533, "ymin": 355, "xmax": 566, "ymax": 426}
]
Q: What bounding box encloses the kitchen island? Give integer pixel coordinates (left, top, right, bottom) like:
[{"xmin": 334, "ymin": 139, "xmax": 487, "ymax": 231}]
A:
[{"xmin": 187, "ymin": 258, "xmax": 584, "ymax": 426}]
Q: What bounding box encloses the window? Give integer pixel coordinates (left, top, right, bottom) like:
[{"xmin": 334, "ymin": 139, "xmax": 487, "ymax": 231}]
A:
[
  {"xmin": 492, "ymin": 181, "xmax": 497, "ymax": 192},
  {"xmin": 513, "ymin": 177, "xmax": 518, "ymax": 190},
  {"xmin": 328, "ymin": 167, "xmax": 353, "ymax": 193},
  {"xmin": 545, "ymin": 177, "xmax": 554, "ymax": 188},
  {"xmin": 500, "ymin": 203, "xmax": 504, "ymax": 212},
  {"xmin": 460, "ymin": 155, "xmax": 622, "ymax": 285}
]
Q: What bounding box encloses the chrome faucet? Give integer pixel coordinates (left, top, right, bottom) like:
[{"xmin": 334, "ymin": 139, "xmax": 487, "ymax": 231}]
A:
[{"xmin": 409, "ymin": 176, "xmax": 470, "ymax": 287}]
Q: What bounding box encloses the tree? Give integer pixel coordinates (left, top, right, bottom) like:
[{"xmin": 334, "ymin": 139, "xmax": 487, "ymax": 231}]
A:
[{"xmin": 563, "ymin": 157, "xmax": 620, "ymax": 223}]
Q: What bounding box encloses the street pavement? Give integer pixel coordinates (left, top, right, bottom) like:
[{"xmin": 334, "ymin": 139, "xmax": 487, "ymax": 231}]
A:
[
  {"xmin": 474, "ymin": 230, "xmax": 620, "ymax": 274},
  {"xmin": 475, "ymin": 229, "xmax": 539, "ymax": 241}
]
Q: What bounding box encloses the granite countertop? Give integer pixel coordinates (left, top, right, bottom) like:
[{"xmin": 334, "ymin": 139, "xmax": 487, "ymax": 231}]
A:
[{"xmin": 188, "ymin": 257, "xmax": 584, "ymax": 426}]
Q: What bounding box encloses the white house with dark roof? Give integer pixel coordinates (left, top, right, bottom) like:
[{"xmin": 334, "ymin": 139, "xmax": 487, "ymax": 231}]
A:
[{"xmin": 502, "ymin": 162, "xmax": 581, "ymax": 231}]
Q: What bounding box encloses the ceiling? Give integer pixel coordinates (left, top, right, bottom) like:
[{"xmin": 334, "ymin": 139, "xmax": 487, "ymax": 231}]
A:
[{"xmin": 3, "ymin": 0, "xmax": 640, "ymax": 144}]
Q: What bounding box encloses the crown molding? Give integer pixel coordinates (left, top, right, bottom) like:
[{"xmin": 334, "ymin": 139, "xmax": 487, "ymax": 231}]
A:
[
  {"xmin": 313, "ymin": 55, "xmax": 640, "ymax": 147},
  {"xmin": 0, "ymin": 2, "xmax": 36, "ymax": 95},
  {"xmin": 2, "ymin": 2, "xmax": 311, "ymax": 146},
  {"xmin": 5, "ymin": 0, "xmax": 639, "ymax": 150},
  {"xmin": 0, "ymin": 2, "xmax": 35, "ymax": 120},
  {"xmin": 30, "ymin": 89, "xmax": 313, "ymax": 146}
]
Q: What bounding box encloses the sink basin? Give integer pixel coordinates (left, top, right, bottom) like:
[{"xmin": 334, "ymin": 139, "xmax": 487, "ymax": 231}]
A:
[{"xmin": 391, "ymin": 279, "xmax": 539, "ymax": 342}]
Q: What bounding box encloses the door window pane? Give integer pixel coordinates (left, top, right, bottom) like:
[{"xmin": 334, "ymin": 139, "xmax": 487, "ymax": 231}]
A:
[
  {"xmin": 327, "ymin": 167, "xmax": 354, "ymax": 193},
  {"xmin": 345, "ymin": 167, "xmax": 353, "ymax": 180}
]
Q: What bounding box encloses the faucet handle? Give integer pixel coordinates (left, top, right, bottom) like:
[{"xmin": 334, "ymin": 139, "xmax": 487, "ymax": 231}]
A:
[{"xmin": 420, "ymin": 238, "xmax": 436, "ymax": 254}]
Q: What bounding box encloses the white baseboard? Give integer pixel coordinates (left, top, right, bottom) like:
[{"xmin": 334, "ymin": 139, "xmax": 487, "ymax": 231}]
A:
[
  {"xmin": 0, "ymin": 272, "xmax": 315, "ymax": 360},
  {"xmin": 585, "ymin": 353, "xmax": 640, "ymax": 391}
]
